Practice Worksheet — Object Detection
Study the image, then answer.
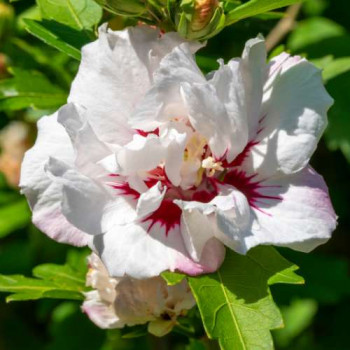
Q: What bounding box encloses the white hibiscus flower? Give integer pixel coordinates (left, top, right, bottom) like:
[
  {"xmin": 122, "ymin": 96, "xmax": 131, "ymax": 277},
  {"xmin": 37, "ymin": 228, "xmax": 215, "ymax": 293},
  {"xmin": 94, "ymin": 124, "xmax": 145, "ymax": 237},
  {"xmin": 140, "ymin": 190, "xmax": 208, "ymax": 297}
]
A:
[
  {"xmin": 20, "ymin": 25, "xmax": 337, "ymax": 279},
  {"xmin": 82, "ymin": 253, "xmax": 195, "ymax": 336}
]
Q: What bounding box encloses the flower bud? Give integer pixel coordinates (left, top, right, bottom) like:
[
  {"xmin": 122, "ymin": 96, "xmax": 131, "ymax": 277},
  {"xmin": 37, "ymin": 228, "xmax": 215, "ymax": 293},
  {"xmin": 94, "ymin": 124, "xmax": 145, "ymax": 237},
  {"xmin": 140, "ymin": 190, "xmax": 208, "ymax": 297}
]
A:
[
  {"xmin": 94, "ymin": 0, "xmax": 146, "ymax": 16},
  {"xmin": 175, "ymin": 0, "xmax": 225, "ymax": 40}
]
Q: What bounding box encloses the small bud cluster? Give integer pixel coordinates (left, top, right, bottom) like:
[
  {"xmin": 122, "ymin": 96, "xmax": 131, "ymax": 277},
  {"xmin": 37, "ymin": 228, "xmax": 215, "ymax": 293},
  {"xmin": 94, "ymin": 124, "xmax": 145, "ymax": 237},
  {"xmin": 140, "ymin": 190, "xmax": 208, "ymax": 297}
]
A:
[{"xmin": 95, "ymin": 0, "xmax": 226, "ymax": 40}]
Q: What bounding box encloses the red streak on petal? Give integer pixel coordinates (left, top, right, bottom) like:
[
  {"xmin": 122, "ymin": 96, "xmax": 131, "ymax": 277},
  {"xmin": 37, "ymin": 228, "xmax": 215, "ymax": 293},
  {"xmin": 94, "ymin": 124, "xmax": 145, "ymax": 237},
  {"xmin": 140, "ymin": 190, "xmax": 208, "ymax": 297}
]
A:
[
  {"xmin": 223, "ymin": 140, "xmax": 259, "ymax": 168},
  {"xmin": 136, "ymin": 128, "xmax": 159, "ymax": 137},
  {"xmin": 143, "ymin": 199, "xmax": 181, "ymax": 236},
  {"xmin": 111, "ymin": 182, "xmax": 140, "ymax": 200},
  {"xmin": 223, "ymin": 169, "xmax": 282, "ymax": 214}
]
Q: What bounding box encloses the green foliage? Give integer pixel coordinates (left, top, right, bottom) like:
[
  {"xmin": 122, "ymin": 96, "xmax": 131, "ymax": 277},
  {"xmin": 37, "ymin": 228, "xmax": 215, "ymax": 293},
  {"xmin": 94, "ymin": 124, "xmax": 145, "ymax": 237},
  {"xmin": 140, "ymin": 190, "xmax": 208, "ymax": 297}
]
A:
[
  {"xmin": 0, "ymin": 67, "xmax": 67, "ymax": 111},
  {"xmin": 0, "ymin": 198, "xmax": 31, "ymax": 238},
  {"xmin": 325, "ymin": 71, "xmax": 350, "ymax": 161},
  {"xmin": 188, "ymin": 246, "xmax": 303, "ymax": 350},
  {"xmin": 288, "ymin": 17, "xmax": 345, "ymax": 52},
  {"xmin": 94, "ymin": 0, "xmax": 146, "ymax": 16},
  {"xmin": 276, "ymin": 250, "xmax": 350, "ymax": 305},
  {"xmin": 225, "ymin": 0, "xmax": 303, "ymax": 25},
  {"xmin": 286, "ymin": 14, "xmax": 350, "ymax": 163},
  {"xmin": 37, "ymin": 0, "xmax": 102, "ymax": 31},
  {"xmin": 0, "ymin": 174, "xmax": 31, "ymax": 239},
  {"xmin": 161, "ymin": 271, "xmax": 186, "ymax": 285},
  {"xmin": 322, "ymin": 57, "xmax": 350, "ymax": 82},
  {"xmin": 24, "ymin": 19, "xmax": 91, "ymax": 60},
  {"xmin": 0, "ymin": 250, "xmax": 89, "ymax": 302},
  {"xmin": 273, "ymin": 299, "xmax": 318, "ymax": 347}
]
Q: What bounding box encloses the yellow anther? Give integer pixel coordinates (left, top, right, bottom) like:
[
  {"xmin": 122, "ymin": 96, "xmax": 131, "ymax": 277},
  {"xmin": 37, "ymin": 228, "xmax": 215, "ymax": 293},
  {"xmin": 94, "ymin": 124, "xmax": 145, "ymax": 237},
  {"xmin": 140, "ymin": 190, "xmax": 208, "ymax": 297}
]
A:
[{"xmin": 202, "ymin": 156, "xmax": 224, "ymax": 177}]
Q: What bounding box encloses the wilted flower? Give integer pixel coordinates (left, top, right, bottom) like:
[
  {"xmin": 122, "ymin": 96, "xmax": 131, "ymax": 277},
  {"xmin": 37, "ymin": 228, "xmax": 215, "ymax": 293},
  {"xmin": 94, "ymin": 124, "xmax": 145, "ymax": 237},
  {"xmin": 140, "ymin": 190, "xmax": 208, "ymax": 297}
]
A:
[
  {"xmin": 20, "ymin": 25, "xmax": 336, "ymax": 279},
  {"xmin": 83, "ymin": 253, "xmax": 195, "ymax": 335}
]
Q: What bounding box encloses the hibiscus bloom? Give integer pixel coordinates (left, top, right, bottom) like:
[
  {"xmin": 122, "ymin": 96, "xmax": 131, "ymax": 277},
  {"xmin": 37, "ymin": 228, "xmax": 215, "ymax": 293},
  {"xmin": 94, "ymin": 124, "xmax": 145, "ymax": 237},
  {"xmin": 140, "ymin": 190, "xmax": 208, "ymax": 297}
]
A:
[
  {"xmin": 20, "ymin": 25, "xmax": 337, "ymax": 279},
  {"xmin": 83, "ymin": 253, "xmax": 195, "ymax": 335}
]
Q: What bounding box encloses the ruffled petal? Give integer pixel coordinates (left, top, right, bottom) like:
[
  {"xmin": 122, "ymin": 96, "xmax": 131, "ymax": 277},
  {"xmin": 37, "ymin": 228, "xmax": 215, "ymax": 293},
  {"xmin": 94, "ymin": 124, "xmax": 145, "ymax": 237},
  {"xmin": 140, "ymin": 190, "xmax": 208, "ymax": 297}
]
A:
[
  {"xmin": 82, "ymin": 291, "xmax": 121, "ymax": 329},
  {"xmin": 46, "ymin": 158, "xmax": 136, "ymax": 235},
  {"xmin": 240, "ymin": 36, "xmax": 267, "ymax": 139},
  {"xmin": 92, "ymin": 219, "xmax": 225, "ymax": 279},
  {"xmin": 20, "ymin": 114, "xmax": 90, "ymax": 246},
  {"xmin": 129, "ymin": 43, "xmax": 205, "ymax": 131},
  {"xmin": 242, "ymin": 57, "xmax": 334, "ymax": 178},
  {"xmin": 176, "ymin": 203, "xmax": 217, "ymax": 262},
  {"xmin": 176, "ymin": 187, "xmax": 252, "ymax": 254},
  {"xmin": 116, "ymin": 134, "xmax": 165, "ymax": 175},
  {"xmin": 161, "ymin": 128, "xmax": 188, "ymax": 186},
  {"xmin": 211, "ymin": 188, "xmax": 252, "ymax": 253},
  {"xmin": 243, "ymin": 167, "xmax": 337, "ymax": 252},
  {"xmin": 210, "ymin": 60, "xmax": 248, "ymax": 162},
  {"xmin": 57, "ymin": 103, "xmax": 112, "ymax": 172},
  {"xmin": 136, "ymin": 182, "xmax": 166, "ymax": 219},
  {"xmin": 181, "ymin": 82, "xmax": 232, "ymax": 160},
  {"xmin": 70, "ymin": 26, "xmax": 200, "ymax": 145}
]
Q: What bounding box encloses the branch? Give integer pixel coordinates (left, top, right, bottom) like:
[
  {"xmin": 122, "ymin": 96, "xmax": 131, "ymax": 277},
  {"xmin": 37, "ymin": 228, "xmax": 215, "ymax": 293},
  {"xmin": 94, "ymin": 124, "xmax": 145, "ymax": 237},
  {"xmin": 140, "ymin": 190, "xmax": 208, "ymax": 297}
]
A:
[{"xmin": 265, "ymin": 3, "xmax": 302, "ymax": 52}]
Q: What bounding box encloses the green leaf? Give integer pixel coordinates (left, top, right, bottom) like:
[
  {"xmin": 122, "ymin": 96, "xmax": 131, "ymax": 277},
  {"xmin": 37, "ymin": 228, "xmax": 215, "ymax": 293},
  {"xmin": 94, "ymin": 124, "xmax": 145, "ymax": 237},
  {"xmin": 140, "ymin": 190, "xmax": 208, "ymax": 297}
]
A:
[
  {"xmin": 188, "ymin": 246, "xmax": 303, "ymax": 350},
  {"xmin": 322, "ymin": 57, "xmax": 350, "ymax": 82},
  {"xmin": 253, "ymin": 11, "xmax": 285, "ymax": 20},
  {"xmin": 33, "ymin": 264, "xmax": 86, "ymax": 287},
  {"xmin": 24, "ymin": 19, "xmax": 91, "ymax": 60},
  {"xmin": 37, "ymin": 0, "xmax": 102, "ymax": 31},
  {"xmin": 161, "ymin": 271, "xmax": 186, "ymax": 285},
  {"xmin": 276, "ymin": 250, "xmax": 350, "ymax": 304},
  {"xmin": 324, "ymin": 70, "xmax": 350, "ymax": 163},
  {"xmin": 273, "ymin": 299, "xmax": 318, "ymax": 347},
  {"xmin": 0, "ymin": 67, "xmax": 67, "ymax": 111},
  {"xmin": 0, "ymin": 262, "xmax": 88, "ymax": 302},
  {"xmin": 226, "ymin": 0, "xmax": 302, "ymax": 25},
  {"xmin": 288, "ymin": 17, "xmax": 346, "ymax": 53},
  {"xmin": 0, "ymin": 198, "xmax": 31, "ymax": 238}
]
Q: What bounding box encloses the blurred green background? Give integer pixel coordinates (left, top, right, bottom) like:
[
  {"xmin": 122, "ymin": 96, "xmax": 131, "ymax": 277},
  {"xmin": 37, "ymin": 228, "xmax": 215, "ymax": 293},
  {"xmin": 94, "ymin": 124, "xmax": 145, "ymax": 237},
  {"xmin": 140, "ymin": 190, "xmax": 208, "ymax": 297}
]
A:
[{"xmin": 0, "ymin": 0, "xmax": 349, "ymax": 349}]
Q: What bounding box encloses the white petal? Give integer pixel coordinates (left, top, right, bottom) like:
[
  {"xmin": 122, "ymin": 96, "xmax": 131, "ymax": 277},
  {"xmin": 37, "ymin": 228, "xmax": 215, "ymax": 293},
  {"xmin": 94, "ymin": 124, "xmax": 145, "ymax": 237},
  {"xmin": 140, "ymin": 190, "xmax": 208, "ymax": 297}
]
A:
[
  {"xmin": 70, "ymin": 26, "xmax": 201, "ymax": 144},
  {"xmin": 46, "ymin": 158, "xmax": 136, "ymax": 235},
  {"xmin": 130, "ymin": 43, "xmax": 205, "ymax": 130},
  {"xmin": 82, "ymin": 291, "xmax": 121, "ymax": 329},
  {"xmin": 181, "ymin": 82, "xmax": 231, "ymax": 159},
  {"xmin": 240, "ymin": 36, "xmax": 267, "ymax": 139},
  {"xmin": 210, "ymin": 60, "xmax": 248, "ymax": 161},
  {"xmin": 93, "ymin": 219, "xmax": 225, "ymax": 279},
  {"xmin": 161, "ymin": 128, "xmax": 188, "ymax": 186},
  {"xmin": 179, "ymin": 207, "xmax": 216, "ymax": 263},
  {"xmin": 57, "ymin": 103, "xmax": 111, "ymax": 172},
  {"xmin": 20, "ymin": 114, "xmax": 90, "ymax": 246},
  {"xmin": 212, "ymin": 188, "xmax": 252, "ymax": 253},
  {"xmin": 243, "ymin": 59, "xmax": 334, "ymax": 178},
  {"xmin": 136, "ymin": 182, "xmax": 166, "ymax": 219},
  {"xmin": 116, "ymin": 134, "xmax": 165, "ymax": 175},
  {"xmin": 243, "ymin": 167, "xmax": 337, "ymax": 252}
]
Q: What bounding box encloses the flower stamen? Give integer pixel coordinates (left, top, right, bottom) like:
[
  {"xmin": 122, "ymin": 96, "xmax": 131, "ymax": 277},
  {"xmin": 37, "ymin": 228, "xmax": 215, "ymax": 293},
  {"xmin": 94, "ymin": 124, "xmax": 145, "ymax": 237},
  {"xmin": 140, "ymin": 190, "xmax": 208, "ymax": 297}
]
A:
[{"xmin": 202, "ymin": 156, "xmax": 224, "ymax": 177}]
